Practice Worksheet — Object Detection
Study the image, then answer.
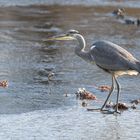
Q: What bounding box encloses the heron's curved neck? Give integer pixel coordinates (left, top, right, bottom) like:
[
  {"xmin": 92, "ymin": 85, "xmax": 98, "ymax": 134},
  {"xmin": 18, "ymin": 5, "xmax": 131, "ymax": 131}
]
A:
[
  {"xmin": 74, "ymin": 34, "xmax": 86, "ymax": 52},
  {"xmin": 74, "ymin": 34, "xmax": 92, "ymax": 62}
]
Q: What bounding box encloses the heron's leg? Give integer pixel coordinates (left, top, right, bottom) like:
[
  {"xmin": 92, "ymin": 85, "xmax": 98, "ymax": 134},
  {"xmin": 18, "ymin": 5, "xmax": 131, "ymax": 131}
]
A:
[
  {"xmin": 114, "ymin": 77, "xmax": 120, "ymax": 113},
  {"xmin": 101, "ymin": 75, "xmax": 115, "ymax": 111}
]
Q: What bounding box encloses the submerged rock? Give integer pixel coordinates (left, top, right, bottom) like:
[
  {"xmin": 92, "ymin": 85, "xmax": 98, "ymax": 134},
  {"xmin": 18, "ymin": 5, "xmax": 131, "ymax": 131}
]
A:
[
  {"xmin": 124, "ymin": 18, "xmax": 140, "ymax": 26},
  {"xmin": 130, "ymin": 104, "xmax": 137, "ymax": 109},
  {"xmin": 82, "ymin": 101, "xmax": 87, "ymax": 107},
  {"xmin": 47, "ymin": 72, "xmax": 55, "ymax": 81},
  {"xmin": 35, "ymin": 22, "xmax": 53, "ymax": 29}
]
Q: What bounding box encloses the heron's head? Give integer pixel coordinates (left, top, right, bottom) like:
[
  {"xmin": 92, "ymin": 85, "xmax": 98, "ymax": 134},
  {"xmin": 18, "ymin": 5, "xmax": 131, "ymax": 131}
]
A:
[{"xmin": 47, "ymin": 29, "xmax": 80, "ymax": 41}]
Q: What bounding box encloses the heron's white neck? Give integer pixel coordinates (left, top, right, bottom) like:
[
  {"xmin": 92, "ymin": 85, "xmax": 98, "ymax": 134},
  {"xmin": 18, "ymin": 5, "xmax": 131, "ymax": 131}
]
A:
[
  {"xmin": 74, "ymin": 34, "xmax": 86, "ymax": 52},
  {"xmin": 74, "ymin": 34, "xmax": 92, "ymax": 62}
]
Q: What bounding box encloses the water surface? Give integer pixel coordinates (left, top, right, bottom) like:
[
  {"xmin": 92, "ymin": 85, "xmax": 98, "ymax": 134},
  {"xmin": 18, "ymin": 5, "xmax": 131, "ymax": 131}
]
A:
[{"xmin": 0, "ymin": 3, "xmax": 140, "ymax": 140}]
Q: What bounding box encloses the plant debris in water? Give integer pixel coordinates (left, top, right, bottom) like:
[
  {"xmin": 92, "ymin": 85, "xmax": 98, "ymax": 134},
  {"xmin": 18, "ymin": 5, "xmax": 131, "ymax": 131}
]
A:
[
  {"xmin": 113, "ymin": 102, "xmax": 129, "ymax": 110},
  {"xmin": 130, "ymin": 99, "xmax": 140, "ymax": 105},
  {"xmin": 106, "ymin": 102, "xmax": 129, "ymax": 110},
  {"xmin": 98, "ymin": 85, "xmax": 111, "ymax": 92},
  {"xmin": 0, "ymin": 80, "xmax": 8, "ymax": 88},
  {"xmin": 112, "ymin": 8, "xmax": 125, "ymax": 19},
  {"xmin": 112, "ymin": 7, "xmax": 140, "ymax": 26},
  {"xmin": 75, "ymin": 88, "xmax": 96, "ymax": 100},
  {"xmin": 106, "ymin": 101, "xmax": 137, "ymax": 110}
]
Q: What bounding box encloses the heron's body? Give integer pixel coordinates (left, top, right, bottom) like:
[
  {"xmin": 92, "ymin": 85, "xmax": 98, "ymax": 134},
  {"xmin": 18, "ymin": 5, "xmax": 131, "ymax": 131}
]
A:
[
  {"xmin": 48, "ymin": 29, "xmax": 140, "ymax": 113},
  {"xmin": 90, "ymin": 40, "xmax": 140, "ymax": 75}
]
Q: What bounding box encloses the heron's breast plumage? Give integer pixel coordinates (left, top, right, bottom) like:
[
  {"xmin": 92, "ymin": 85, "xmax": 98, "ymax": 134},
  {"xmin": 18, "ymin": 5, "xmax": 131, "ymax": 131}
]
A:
[{"xmin": 114, "ymin": 70, "xmax": 138, "ymax": 77}]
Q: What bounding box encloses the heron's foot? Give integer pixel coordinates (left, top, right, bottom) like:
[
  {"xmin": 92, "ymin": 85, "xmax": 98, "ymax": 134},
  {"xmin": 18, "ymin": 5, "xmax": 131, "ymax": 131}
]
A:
[
  {"xmin": 87, "ymin": 108, "xmax": 109, "ymax": 112},
  {"xmin": 100, "ymin": 108, "xmax": 109, "ymax": 112},
  {"xmin": 100, "ymin": 109, "xmax": 114, "ymax": 114},
  {"xmin": 87, "ymin": 108, "xmax": 101, "ymax": 112},
  {"xmin": 101, "ymin": 107, "xmax": 121, "ymax": 114},
  {"xmin": 101, "ymin": 109, "xmax": 121, "ymax": 114},
  {"xmin": 113, "ymin": 110, "xmax": 121, "ymax": 114},
  {"xmin": 87, "ymin": 108, "xmax": 121, "ymax": 114}
]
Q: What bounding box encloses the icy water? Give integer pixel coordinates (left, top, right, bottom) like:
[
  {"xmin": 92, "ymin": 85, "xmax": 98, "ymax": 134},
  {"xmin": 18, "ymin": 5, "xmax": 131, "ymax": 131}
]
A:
[{"xmin": 0, "ymin": 1, "xmax": 140, "ymax": 140}]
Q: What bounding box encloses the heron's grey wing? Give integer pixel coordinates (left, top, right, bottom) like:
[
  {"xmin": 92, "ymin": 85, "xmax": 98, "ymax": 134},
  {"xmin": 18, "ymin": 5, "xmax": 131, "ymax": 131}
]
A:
[{"xmin": 90, "ymin": 40, "xmax": 139, "ymax": 71}]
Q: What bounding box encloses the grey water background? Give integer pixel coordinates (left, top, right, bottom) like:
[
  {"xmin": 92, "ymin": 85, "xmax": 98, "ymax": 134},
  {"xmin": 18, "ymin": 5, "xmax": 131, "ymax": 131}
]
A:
[{"xmin": 0, "ymin": 0, "xmax": 140, "ymax": 139}]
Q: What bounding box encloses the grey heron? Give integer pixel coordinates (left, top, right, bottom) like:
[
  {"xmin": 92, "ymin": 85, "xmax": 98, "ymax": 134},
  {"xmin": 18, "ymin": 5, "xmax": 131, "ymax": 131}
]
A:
[{"xmin": 47, "ymin": 29, "xmax": 140, "ymax": 113}]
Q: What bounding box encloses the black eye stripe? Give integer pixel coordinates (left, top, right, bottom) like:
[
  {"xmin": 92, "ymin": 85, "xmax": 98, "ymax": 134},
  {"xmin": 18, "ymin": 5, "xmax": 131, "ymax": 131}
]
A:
[{"xmin": 67, "ymin": 30, "xmax": 79, "ymax": 34}]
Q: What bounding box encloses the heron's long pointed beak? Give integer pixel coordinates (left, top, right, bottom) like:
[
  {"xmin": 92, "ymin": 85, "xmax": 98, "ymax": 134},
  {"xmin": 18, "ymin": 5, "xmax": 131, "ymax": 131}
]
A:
[{"xmin": 45, "ymin": 34, "xmax": 74, "ymax": 41}]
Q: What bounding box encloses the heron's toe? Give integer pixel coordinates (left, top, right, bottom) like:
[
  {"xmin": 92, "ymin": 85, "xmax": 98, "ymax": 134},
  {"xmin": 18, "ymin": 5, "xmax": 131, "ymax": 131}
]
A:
[
  {"xmin": 87, "ymin": 108, "xmax": 101, "ymax": 112},
  {"xmin": 113, "ymin": 110, "xmax": 121, "ymax": 114},
  {"xmin": 100, "ymin": 109, "xmax": 114, "ymax": 114}
]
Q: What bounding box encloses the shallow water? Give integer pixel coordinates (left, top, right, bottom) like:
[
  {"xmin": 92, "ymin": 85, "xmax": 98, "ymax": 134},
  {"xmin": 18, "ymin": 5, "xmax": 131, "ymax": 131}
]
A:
[
  {"xmin": 0, "ymin": 2, "xmax": 140, "ymax": 140},
  {"xmin": 1, "ymin": 0, "xmax": 140, "ymax": 8}
]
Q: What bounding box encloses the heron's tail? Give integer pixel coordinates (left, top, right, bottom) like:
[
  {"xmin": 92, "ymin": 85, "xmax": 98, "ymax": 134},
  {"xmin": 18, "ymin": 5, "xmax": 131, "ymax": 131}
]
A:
[{"xmin": 135, "ymin": 61, "xmax": 140, "ymax": 73}]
